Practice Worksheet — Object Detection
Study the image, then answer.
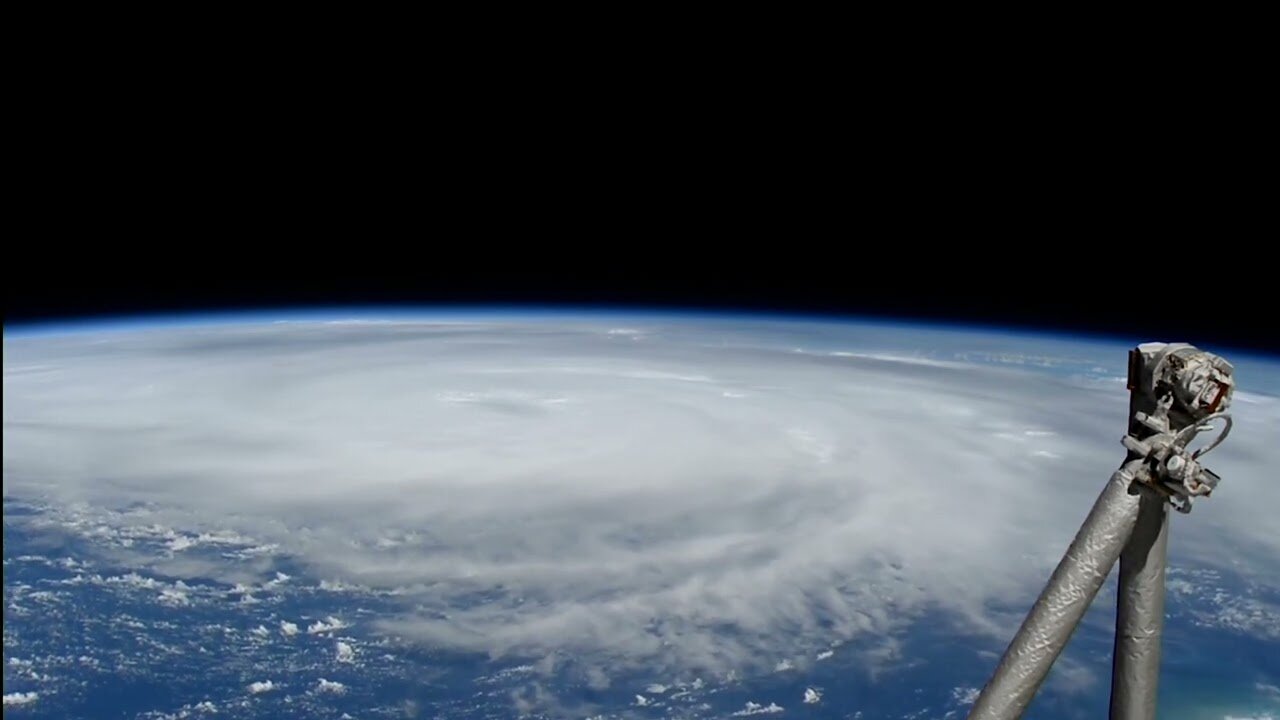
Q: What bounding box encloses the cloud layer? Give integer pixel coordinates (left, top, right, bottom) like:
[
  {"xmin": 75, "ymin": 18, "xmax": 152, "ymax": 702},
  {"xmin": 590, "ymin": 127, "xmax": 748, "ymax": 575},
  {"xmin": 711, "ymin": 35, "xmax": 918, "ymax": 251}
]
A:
[{"xmin": 4, "ymin": 318, "xmax": 1277, "ymax": 681}]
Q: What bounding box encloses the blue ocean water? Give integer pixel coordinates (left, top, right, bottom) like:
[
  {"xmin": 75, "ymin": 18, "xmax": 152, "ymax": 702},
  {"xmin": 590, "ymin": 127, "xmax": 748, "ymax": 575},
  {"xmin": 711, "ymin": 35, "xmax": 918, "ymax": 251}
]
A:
[{"xmin": 7, "ymin": 499, "xmax": 1277, "ymax": 719}]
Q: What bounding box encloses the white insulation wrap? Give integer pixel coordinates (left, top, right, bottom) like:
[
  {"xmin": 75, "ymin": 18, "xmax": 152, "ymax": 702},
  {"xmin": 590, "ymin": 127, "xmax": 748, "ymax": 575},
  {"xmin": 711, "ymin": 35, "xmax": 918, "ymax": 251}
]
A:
[
  {"xmin": 1109, "ymin": 487, "xmax": 1170, "ymax": 720},
  {"xmin": 968, "ymin": 468, "xmax": 1143, "ymax": 719}
]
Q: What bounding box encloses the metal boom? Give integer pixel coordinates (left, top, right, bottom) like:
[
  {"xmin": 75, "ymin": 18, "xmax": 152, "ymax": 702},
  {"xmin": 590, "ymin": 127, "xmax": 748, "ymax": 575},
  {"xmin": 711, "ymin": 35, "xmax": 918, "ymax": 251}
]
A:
[{"xmin": 969, "ymin": 342, "xmax": 1235, "ymax": 720}]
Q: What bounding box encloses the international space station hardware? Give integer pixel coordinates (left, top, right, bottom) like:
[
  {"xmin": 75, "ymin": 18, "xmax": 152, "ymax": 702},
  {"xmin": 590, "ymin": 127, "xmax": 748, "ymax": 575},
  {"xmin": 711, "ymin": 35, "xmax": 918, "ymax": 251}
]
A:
[{"xmin": 969, "ymin": 343, "xmax": 1235, "ymax": 720}]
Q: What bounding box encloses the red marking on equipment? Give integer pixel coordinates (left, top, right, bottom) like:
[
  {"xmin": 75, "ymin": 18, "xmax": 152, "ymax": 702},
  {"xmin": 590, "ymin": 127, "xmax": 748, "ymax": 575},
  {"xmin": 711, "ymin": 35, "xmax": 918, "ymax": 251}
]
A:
[{"xmin": 1205, "ymin": 380, "xmax": 1229, "ymax": 413}]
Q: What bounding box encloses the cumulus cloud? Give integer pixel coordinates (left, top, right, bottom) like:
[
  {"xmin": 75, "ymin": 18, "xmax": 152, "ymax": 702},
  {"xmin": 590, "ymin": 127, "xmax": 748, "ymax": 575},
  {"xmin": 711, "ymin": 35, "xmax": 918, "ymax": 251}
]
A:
[
  {"xmin": 316, "ymin": 678, "xmax": 346, "ymax": 694},
  {"xmin": 335, "ymin": 641, "xmax": 355, "ymax": 663},
  {"xmin": 733, "ymin": 701, "xmax": 784, "ymax": 715},
  {"xmin": 952, "ymin": 686, "xmax": 980, "ymax": 704},
  {"xmin": 247, "ymin": 680, "xmax": 275, "ymax": 694},
  {"xmin": 307, "ymin": 617, "xmax": 348, "ymax": 634},
  {"xmin": 3, "ymin": 691, "xmax": 39, "ymax": 706},
  {"xmin": 158, "ymin": 585, "xmax": 189, "ymax": 605},
  {"xmin": 3, "ymin": 319, "xmax": 1278, "ymax": 685}
]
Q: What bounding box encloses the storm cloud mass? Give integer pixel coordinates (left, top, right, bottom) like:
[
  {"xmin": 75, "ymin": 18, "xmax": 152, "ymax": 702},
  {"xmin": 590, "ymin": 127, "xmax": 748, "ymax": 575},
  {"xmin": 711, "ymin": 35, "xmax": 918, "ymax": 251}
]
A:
[{"xmin": 4, "ymin": 317, "xmax": 1278, "ymax": 688}]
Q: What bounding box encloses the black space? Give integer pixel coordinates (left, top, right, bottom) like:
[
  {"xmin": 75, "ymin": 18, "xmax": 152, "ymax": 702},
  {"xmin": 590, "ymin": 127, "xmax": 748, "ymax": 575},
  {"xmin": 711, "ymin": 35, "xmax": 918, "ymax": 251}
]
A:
[
  {"xmin": 8, "ymin": 45, "xmax": 1273, "ymax": 355},
  {"xmin": 7, "ymin": 230, "xmax": 1273, "ymax": 355}
]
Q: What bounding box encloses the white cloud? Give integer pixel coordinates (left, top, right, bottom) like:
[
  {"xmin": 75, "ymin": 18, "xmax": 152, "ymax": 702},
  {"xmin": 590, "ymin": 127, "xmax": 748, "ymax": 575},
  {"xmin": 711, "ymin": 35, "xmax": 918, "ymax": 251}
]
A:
[
  {"xmin": 952, "ymin": 686, "xmax": 980, "ymax": 704},
  {"xmin": 158, "ymin": 586, "xmax": 189, "ymax": 605},
  {"xmin": 307, "ymin": 617, "xmax": 348, "ymax": 634},
  {"xmin": 335, "ymin": 641, "xmax": 354, "ymax": 663},
  {"xmin": 803, "ymin": 687, "xmax": 821, "ymax": 704},
  {"xmin": 733, "ymin": 701, "xmax": 784, "ymax": 715},
  {"xmin": 316, "ymin": 678, "xmax": 346, "ymax": 694},
  {"xmin": 3, "ymin": 692, "xmax": 39, "ymax": 706},
  {"xmin": 3, "ymin": 319, "xmax": 1277, "ymax": 687},
  {"xmin": 828, "ymin": 351, "xmax": 968, "ymax": 369},
  {"xmin": 250, "ymin": 625, "xmax": 269, "ymax": 638},
  {"xmin": 816, "ymin": 650, "xmax": 834, "ymax": 661},
  {"xmin": 1167, "ymin": 567, "xmax": 1280, "ymax": 640},
  {"xmin": 105, "ymin": 573, "xmax": 161, "ymax": 590},
  {"xmin": 247, "ymin": 680, "xmax": 275, "ymax": 694}
]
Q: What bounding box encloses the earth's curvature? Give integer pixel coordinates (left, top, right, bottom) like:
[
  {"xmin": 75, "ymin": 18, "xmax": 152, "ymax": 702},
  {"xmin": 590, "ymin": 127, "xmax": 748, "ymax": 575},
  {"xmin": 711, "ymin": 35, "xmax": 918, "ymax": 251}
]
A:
[{"xmin": 3, "ymin": 311, "xmax": 1277, "ymax": 719}]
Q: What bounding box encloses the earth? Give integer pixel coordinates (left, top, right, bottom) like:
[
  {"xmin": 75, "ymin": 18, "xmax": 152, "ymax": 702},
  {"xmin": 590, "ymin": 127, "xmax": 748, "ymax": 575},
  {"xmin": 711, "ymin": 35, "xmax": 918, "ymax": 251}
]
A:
[{"xmin": 3, "ymin": 311, "xmax": 1277, "ymax": 720}]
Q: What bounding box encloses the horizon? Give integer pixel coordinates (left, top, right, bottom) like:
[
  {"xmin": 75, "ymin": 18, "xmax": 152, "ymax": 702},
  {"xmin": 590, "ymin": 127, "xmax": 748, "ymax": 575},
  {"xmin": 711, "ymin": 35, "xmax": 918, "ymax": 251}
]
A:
[{"xmin": 6, "ymin": 304, "xmax": 1275, "ymax": 360}]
